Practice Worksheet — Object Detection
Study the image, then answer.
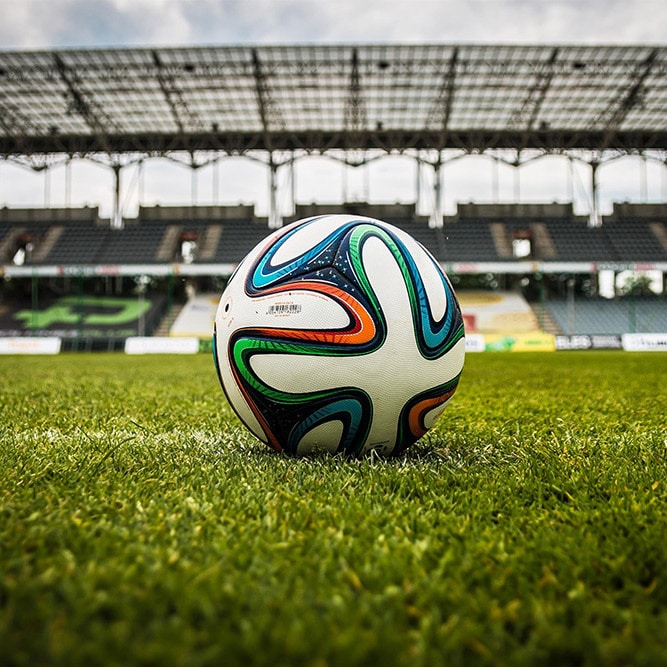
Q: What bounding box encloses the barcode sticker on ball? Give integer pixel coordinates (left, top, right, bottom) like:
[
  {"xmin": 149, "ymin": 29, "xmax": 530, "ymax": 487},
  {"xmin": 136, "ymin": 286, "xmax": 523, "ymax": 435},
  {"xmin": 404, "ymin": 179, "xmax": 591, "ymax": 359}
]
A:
[{"xmin": 267, "ymin": 303, "xmax": 302, "ymax": 316}]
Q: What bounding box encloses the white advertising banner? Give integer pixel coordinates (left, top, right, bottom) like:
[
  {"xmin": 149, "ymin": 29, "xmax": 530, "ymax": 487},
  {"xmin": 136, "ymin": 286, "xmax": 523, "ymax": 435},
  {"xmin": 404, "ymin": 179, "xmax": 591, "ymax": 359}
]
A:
[
  {"xmin": 464, "ymin": 334, "xmax": 486, "ymax": 353},
  {"xmin": 0, "ymin": 337, "xmax": 62, "ymax": 354},
  {"xmin": 621, "ymin": 333, "xmax": 667, "ymax": 352},
  {"xmin": 125, "ymin": 337, "xmax": 200, "ymax": 354}
]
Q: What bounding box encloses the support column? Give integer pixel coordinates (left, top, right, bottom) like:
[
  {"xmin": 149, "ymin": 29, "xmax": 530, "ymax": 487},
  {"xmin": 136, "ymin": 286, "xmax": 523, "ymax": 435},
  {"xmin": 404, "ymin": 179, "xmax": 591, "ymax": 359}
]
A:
[
  {"xmin": 640, "ymin": 154, "xmax": 648, "ymax": 202},
  {"xmin": 492, "ymin": 155, "xmax": 499, "ymax": 202},
  {"xmin": 430, "ymin": 157, "xmax": 443, "ymax": 228},
  {"xmin": 44, "ymin": 166, "xmax": 51, "ymax": 208},
  {"xmin": 76, "ymin": 269, "xmax": 84, "ymax": 351},
  {"xmin": 268, "ymin": 155, "xmax": 281, "ymax": 228},
  {"xmin": 112, "ymin": 164, "xmax": 123, "ymax": 229},
  {"xmin": 589, "ymin": 160, "xmax": 601, "ymax": 227},
  {"xmin": 341, "ymin": 158, "xmax": 348, "ymax": 204},
  {"xmin": 537, "ymin": 272, "xmax": 545, "ymax": 331},
  {"xmin": 65, "ymin": 158, "xmax": 72, "ymax": 208},
  {"xmin": 213, "ymin": 158, "xmax": 219, "ymax": 204},
  {"xmin": 191, "ymin": 164, "xmax": 198, "ymax": 206},
  {"xmin": 31, "ymin": 270, "xmax": 39, "ymax": 329},
  {"xmin": 138, "ymin": 160, "xmax": 145, "ymax": 209},
  {"xmin": 167, "ymin": 271, "xmax": 174, "ymax": 334},
  {"xmin": 567, "ymin": 156, "xmax": 574, "ymax": 205},
  {"xmin": 290, "ymin": 157, "xmax": 296, "ymax": 218},
  {"xmin": 415, "ymin": 157, "xmax": 421, "ymax": 212},
  {"xmin": 566, "ymin": 276, "xmax": 576, "ymax": 335}
]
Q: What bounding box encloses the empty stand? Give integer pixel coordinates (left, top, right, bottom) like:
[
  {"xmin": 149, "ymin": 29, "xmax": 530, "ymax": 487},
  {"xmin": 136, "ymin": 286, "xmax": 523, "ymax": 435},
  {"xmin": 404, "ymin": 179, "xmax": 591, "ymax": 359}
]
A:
[
  {"xmin": 541, "ymin": 218, "xmax": 617, "ymax": 262},
  {"xmin": 2, "ymin": 203, "xmax": 665, "ymax": 350},
  {"xmin": 529, "ymin": 222, "xmax": 558, "ymax": 259},
  {"xmin": 94, "ymin": 223, "xmax": 167, "ymax": 264},
  {"xmin": 154, "ymin": 225, "xmax": 183, "ymax": 262},
  {"xmin": 489, "ymin": 223, "xmax": 514, "ymax": 259},
  {"xmin": 38, "ymin": 222, "xmax": 110, "ymax": 265},
  {"xmin": 204, "ymin": 219, "xmax": 271, "ymax": 264},
  {"xmin": 1, "ymin": 207, "xmax": 103, "ymax": 265},
  {"xmin": 604, "ymin": 218, "xmax": 667, "ymax": 262},
  {"xmin": 650, "ymin": 222, "xmax": 667, "ymax": 254},
  {"xmin": 442, "ymin": 219, "xmax": 504, "ymax": 262},
  {"xmin": 0, "ymin": 226, "xmax": 27, "ymax": 263},
  {"xmin": 1, "ymin": 202, "xmax": 666, "ymax": 267},
  {"xmin": 138, "ymin": 205, "xmax": 268, "ymax": 265},
  {"xmin": 546, "ymin": 297, "xmax": 667, "ymax": 335},
  {"xmin": 30, "ymin": 225, "xmax": 64, "ymax": 263},
  {"xmin": 198, "ymin": 224, "xmax": 223, "ymax": 261}
]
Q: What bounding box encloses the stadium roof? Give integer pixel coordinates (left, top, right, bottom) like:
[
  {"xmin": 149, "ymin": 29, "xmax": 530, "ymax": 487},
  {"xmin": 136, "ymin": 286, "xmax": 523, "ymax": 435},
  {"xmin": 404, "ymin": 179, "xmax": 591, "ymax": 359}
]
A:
[{"xmin": 0, "ymin": 43, "xmax": 666, "ymax": 158}]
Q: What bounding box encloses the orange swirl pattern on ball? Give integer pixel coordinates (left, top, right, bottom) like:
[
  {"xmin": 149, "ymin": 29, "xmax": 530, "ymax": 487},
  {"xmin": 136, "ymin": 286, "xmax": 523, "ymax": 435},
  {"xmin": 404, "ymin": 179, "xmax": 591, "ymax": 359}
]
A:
[
  {"xmin": 249, "ymin": 280, "xmax": 377, "ymax": 346},
  {"xmin": 408, "ymin": 387, "xmax": 458, "ymax": 439}
]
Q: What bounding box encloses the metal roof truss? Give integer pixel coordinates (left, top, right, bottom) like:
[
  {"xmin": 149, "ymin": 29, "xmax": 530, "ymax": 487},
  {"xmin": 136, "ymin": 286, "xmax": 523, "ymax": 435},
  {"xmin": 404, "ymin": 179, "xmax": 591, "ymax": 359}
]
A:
[{"xmin": 0, "ymin": 43, "xmax": 665, "ymax": 159}]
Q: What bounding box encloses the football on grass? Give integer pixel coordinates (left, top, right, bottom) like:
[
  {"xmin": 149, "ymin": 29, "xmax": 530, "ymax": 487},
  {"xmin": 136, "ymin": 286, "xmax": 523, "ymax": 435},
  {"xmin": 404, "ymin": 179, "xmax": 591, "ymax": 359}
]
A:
[{"xmin": 213, "ymin": 214, "xmax": 465, "ymax": 457}]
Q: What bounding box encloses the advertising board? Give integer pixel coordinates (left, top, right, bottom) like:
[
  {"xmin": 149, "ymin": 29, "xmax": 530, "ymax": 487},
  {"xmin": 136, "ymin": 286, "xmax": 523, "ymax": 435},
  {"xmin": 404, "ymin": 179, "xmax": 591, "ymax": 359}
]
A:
[
  {"xmin": 0, "ymin": 337, "xmax": 62, "ymax": 354},
  {"xmin": 125, "ymin": 337, "xmax": 200, "ymax": 354}
]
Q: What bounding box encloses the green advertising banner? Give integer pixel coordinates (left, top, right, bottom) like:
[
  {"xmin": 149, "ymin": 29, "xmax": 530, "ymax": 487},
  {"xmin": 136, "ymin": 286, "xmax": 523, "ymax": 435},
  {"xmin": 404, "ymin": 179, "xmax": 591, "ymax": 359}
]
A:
[{"xmin": 0, "ymin": 295, "xmax": 164, "ymax": 338}]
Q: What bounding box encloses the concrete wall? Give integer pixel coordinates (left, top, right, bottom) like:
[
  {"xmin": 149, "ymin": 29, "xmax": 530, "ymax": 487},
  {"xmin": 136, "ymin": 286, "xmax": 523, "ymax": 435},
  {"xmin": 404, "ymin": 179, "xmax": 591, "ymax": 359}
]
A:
[
  {"xmin": 138, "ymin": 204, "xmax": 256, "ymax": 221},
  {"xmin": 609, "ymin": 202, "xmax": 667, "ymax": 219},
  {"xmin": 0, "ymin": 206, "xmax": 99, "ymax": 223},
  {"xmin": 455, "ymin": 202, "xmax": 575, "ymax": 219},
  {"xmin": 292, "ymin": 201, "xmax": 419, "ymax": 220}
]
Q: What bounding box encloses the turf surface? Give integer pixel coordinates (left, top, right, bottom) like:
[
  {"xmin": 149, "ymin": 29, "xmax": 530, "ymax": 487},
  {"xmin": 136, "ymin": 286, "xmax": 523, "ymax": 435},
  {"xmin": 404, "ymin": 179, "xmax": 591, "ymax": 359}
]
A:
[{"xmin": 1, "ymin": 351, "xmax": 666, "ymax": 666}]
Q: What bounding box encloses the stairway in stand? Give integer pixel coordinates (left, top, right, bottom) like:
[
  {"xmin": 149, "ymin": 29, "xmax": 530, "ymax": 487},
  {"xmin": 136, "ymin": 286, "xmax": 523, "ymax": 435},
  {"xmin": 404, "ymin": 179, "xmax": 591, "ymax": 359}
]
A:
[
  {"xmin": 530, "ymin": 303, "xmax": 561, "ymax": 335},
  {"xmin": 153, "ymin": 303, "xmax": 187, "ymax": 337}
]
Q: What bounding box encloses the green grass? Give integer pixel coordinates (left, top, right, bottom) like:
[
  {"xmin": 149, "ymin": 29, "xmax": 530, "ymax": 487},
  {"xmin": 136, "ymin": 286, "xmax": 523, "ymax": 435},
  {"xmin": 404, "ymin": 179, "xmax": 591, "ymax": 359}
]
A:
[{"xmin": 1, "ymin": 351, "xmax": 667, "ymax": 666}]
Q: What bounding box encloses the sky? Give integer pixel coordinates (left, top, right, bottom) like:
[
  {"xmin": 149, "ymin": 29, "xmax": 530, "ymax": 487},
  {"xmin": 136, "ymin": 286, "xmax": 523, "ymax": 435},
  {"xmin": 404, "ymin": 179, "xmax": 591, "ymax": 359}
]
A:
[{"xmin": 0, "ymin": 0, "xmax": 666, "ymax": 220}]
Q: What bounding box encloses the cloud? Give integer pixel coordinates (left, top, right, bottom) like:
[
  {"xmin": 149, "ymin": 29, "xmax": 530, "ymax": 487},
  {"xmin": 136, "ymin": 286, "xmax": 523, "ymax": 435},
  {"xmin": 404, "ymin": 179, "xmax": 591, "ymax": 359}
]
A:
[
  {"xmin": 2, "ymin": 0, "xmax": 667, "ymax": 50},
  {"xmin": 0, "ymin": 1, "xmax": 53, "ymax": 49}
]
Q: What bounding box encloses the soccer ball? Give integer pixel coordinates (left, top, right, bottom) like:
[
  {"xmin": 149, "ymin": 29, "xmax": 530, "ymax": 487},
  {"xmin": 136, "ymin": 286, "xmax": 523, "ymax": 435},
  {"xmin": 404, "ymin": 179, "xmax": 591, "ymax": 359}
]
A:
[{"xmin": 213, "ymin": 214, "xmax": 465, "ymax": 457}]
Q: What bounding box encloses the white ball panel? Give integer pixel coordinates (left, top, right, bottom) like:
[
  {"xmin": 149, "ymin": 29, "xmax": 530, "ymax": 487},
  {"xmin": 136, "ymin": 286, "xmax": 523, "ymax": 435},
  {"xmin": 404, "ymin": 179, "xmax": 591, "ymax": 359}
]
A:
[{"xmin": 270, "ymin": 215, "xmax": 348, "ymax": 265}]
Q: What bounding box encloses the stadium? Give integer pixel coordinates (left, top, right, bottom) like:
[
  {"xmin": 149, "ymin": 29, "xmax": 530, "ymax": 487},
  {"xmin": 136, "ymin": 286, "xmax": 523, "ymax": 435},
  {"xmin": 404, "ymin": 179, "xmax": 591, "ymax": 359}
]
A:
[
  {"xmin": 2, "ymin": 39, "xmax": 667, "ymax": 666},
  {"xmin": 1, "ymin": 43, "xmax": 666, "ymax": 352}
]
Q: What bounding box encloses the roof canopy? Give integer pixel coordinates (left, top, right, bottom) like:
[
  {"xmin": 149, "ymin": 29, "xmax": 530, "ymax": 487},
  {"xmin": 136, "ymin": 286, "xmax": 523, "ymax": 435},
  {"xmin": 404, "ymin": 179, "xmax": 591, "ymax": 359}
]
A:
[{"xmin": 1, "ymin": 43, "xmax": 666, "ymax": 158}]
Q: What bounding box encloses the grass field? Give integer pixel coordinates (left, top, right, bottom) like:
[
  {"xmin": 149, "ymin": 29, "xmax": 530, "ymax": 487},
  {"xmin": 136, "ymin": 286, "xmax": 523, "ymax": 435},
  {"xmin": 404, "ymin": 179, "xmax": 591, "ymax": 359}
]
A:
[{"xmin": 1, "ymin": 351, "xmax": 667, "ymax": 666}]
